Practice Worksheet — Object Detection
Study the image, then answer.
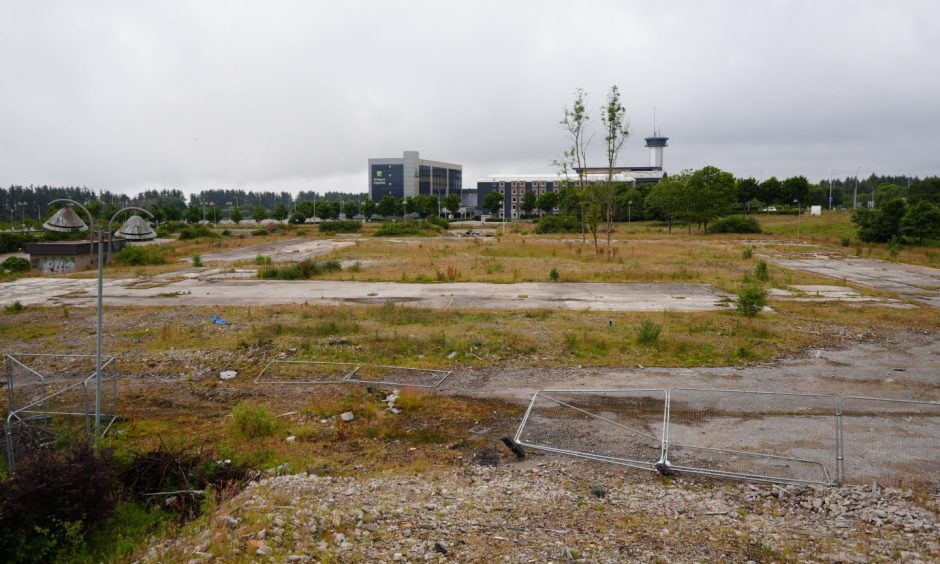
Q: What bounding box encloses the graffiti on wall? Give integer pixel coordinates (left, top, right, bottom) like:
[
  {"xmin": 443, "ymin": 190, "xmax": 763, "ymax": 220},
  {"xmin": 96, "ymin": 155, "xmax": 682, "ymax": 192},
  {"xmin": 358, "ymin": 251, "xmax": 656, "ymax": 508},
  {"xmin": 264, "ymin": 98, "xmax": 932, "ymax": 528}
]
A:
[{"xmin": 40, "ymin": 256, "xmax": 76, "ymax": 274}]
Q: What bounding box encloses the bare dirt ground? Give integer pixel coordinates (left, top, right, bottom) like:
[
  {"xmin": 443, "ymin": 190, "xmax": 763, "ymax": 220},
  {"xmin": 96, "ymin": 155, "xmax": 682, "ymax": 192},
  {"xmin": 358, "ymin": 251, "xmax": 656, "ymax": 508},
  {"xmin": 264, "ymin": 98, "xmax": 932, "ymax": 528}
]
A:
[
  {"xmin": 770, "ymin": 254, "xmax": 940, "ymax": 307},
  {"xmin": 0, "ymin": 278, "xmax": 736, "ymax": 312}
]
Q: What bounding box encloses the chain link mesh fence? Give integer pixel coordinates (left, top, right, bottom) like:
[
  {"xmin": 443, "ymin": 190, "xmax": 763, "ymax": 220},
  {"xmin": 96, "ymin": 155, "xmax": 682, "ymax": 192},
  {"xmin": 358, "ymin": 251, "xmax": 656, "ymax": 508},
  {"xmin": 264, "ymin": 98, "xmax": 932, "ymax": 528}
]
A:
[
  {"xmin": 513, "ymin": 389, "xmax": 667, "ymax": 471},
  {"xmin": 663, "ymin": 389, "xmax": 839, "ymax": 485},
  {"xmin": 838, "ymin": 396, "xmax": 940, "ymax": 486}
]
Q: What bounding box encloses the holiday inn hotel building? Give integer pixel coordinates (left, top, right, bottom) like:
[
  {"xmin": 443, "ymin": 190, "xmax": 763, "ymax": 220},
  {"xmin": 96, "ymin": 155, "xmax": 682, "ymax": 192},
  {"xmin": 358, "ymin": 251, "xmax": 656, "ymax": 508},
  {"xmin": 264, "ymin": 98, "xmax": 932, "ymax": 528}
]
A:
[{"xmin": 368, "ymin": 151, "xmax": 462, "ymax": 202}]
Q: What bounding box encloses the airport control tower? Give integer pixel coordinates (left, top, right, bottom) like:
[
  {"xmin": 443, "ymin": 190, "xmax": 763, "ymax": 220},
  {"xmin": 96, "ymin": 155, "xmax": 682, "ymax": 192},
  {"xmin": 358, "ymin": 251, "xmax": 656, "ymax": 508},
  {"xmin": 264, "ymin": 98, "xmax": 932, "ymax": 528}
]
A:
[{"xmin": 644, "ymin": 133, "xmax": 668, "ymax": 169}]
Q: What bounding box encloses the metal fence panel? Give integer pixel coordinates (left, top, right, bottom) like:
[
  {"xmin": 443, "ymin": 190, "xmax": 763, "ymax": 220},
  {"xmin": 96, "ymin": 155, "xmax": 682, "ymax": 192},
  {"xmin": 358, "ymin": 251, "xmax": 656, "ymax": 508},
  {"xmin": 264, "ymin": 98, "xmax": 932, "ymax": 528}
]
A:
[
  {"xmin": 254, "ymin": 360, "xmax": 360, "ymax": 384},
  {"xmin": 3, "ymin": 354, "xmax": 117, "ymax": 471},
  {"xmin": 255, "ymin": 360, "xmax": 451, "ymax": 388},
  {"xmin": 345, "ymin": 365, "xmax": 451, "ymax": 388},
  {"xmin": 838, "ymin": 397, "xmax": 940, "ymax": 485},
  {"xmin": 664, "ymin": 388, "xmax": 839, "ymax": 485},
  {"xmin": 514, "ymin": 389, "xmax": 668, "ymax": 471}
]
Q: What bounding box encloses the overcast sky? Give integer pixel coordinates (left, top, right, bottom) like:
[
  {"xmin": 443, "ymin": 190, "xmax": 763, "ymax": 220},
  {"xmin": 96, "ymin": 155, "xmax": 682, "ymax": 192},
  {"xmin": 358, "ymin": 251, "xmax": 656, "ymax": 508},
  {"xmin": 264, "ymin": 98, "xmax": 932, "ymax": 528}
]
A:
[{"xmin": 1, "ymin": 1, "xmax": 938, "ymax": 196}]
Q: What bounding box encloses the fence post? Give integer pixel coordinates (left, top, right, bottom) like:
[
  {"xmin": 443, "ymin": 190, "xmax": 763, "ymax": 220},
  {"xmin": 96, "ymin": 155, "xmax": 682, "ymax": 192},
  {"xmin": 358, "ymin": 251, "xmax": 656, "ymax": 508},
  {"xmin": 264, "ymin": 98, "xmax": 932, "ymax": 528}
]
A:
[
  {"xmin": 4, "ymin": 418, "xmax": 15, "ymax": 473},
  {"xmin": 835, "ymin": 398, "xmax": 844, "ymax": 485}
]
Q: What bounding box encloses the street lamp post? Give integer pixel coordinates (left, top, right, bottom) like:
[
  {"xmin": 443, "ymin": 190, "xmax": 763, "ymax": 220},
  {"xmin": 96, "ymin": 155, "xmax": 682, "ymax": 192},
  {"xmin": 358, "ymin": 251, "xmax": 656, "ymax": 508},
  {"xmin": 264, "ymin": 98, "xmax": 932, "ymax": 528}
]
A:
[
  {"xmin": 794, "ymin": 199, "xmax": 801, "ymax": 239},
  {"xmin": 829, "ymin": 169, "xmax": 838, "ymax": 210},
  {"xmin": 628, "ymin": 200, "xmax": 633, "ymax": 224},
  {"xmin": 43, "ymin": 199, "xmax": 155, "ymax": 437},
  {"xmin": 853, "ymin": 167, "xmax": 861, "ymax": 210}
]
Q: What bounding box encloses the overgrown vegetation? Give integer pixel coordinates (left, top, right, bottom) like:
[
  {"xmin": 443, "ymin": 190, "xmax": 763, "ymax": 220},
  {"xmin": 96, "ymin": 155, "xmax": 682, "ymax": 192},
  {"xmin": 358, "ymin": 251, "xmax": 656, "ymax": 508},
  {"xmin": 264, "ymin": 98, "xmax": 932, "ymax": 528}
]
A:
[
  {"xmin": 231, "ymin": 402, "xmax": 279, "ymax": 438},
  {"xmin": 373, "ymin": 220, "xmax": 444, "ymax": 237},
  {"xmin": 114, "ymin": 245, "xmax": 167, "ymax": 266},
  {"xmin": 708, "ymin": 215, "xmax": 762, "ymax": 234},
  {"xmin": 1, "ymin": 255, "xmax": 30, "ymax": 273},
  {"xmin": 178, "ymin": 224, "xmax": 219, "ymax": 240},
  {"xmin": 635, "ymin": 319, "xmax": 662, "ymax": 345},
  {"xmin": 258, "ymin": 259, "xmax": 342, "ymax": 280},
  {"xmin": 737, "ymin": 286, "xmax": 768, "ymax": 317},
  {"xmin": 319, "ymin": 220, "xmax": 362, "ymax": 233}
]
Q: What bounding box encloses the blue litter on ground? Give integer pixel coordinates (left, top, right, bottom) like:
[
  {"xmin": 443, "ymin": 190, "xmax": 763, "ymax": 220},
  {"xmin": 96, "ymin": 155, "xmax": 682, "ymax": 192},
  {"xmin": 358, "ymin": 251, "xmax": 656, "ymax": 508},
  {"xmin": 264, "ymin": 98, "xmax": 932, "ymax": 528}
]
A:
[{"xmin": 211, "ymin": 315, "xmax": 229, "ymax": 325}]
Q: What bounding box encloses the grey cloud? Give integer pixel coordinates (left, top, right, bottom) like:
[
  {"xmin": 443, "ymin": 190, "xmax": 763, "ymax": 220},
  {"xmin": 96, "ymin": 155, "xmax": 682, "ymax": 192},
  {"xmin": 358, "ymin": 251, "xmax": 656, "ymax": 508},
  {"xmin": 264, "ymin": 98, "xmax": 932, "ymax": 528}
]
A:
[{"xmin": 1, "ymin": 0, "xmax": 938, "ymax": 195}]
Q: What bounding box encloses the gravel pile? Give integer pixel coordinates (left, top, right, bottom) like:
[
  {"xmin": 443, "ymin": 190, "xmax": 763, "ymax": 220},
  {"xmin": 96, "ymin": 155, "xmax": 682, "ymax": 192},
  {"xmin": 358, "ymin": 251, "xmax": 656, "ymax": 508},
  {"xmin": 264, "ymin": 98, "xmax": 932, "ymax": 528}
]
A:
[{"xmin": 143, "ymin": 459, "xmax": 939, "ymax": 563}]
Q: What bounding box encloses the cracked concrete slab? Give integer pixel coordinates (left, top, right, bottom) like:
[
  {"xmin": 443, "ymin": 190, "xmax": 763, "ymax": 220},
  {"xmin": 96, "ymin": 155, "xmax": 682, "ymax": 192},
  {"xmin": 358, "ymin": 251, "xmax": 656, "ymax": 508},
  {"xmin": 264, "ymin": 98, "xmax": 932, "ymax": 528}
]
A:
[
  {"xmin": 771, "ymin": 256, "xmax": 940, "ymax": 307},
  {"xmin": 0, "ymin": 277, "xmax": 735, "ymax": 312}
]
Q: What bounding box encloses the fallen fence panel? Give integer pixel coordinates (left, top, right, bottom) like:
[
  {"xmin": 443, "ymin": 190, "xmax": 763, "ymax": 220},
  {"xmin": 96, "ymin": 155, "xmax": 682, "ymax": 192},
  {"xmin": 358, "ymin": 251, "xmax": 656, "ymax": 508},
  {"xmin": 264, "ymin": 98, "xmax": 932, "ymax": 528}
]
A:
[
  {"xmin": 345, "ymin": 365, "xmax": 452, "ymax": 388},
  {"xmin": 664, "ymin": 388, "xmax": 839, "ymax": 486},
  {"xmin": 838, "ymin": 396, "xmax": 940, "ymax": 486},
  {"xmin": 514, "ymin": 389, "xmax": 668, "ymax": 472},
  {"xmin": 254, "ymin": 360, "xmax": 361, "ymax": 384},
  {"xmin": 255, "ymin": 360, "xmax": 451, "ymax": 388}
]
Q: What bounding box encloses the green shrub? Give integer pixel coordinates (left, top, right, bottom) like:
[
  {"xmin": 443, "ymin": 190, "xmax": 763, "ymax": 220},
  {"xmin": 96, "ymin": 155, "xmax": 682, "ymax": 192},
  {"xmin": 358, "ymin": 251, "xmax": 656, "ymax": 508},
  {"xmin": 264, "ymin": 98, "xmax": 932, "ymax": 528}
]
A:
[
  {"xmin": 742, "ymin": 247, "xmax": 753, "ymax": 259},
  {"xmin": 373, "ymin": 220, "xmax": 442, "ymax": 237},
  {"xmin": 113, "ymin": 245, "xmax": 166, "ymax": 265},
  {"xmin": 258, "ymin": 259, "xmax": 342, "ymax": 280},
  {"xmin": 255, "ymin": 255, "xmax": 272, "ymax": 265},
  {"xmin": 221, "ymin": 229, "xmax": 231, "ymax": 236},
  {"xmin": 708, "ymin": 215, "xmax": 762, "ymax": 234},
  {"xmin": 177, "ymin": 225, "xmax": 218, "ymax": 240},
  {"xmin": 1, "ymin": 256, "xmax": 30, "ymax": 273},
  {"xmin": 0, "ymin": 442, "xmax": 119, "ymax": 562},
  {"xmin": 534, "ymin": 215, "xmax": 580, "ymax": 234},
  {"xmin": 4, "ymin": 300, "xmax": 26, "ymax": 313},
  {"xmin": 736, "ymin": 286, "xmax": 768, "ymax": 317},
  {"xmin": 549, "ymin": 268, "xmax": 560, "ymax": 281},
  {"xmin": 231, "ymin": 403, "xmax": 278, "ymax": 438},
  {"xmin": 251, "ymin": 229, "xmax": 269, "ymax": 236},
  {"xmin": 755, "ymin": 260, "xmax": 769, "ymax": 282},
  {"xmin": 192, "ymin": 253, "xmax": 203, "ymax": 267},
  {"xmin": 155, "ymin": 221, "xmax": 186, "ymax": 237},
  {"xmin": 319, "ymin": 220, "xmax": 362, "ymax": 233},
  {"xmin": 840, "ymin": 237, "xmax": 850, "ymax": 247},
  {"xmin": 635, "ymin": 319, "xmax": 662, "ymax": 345}
]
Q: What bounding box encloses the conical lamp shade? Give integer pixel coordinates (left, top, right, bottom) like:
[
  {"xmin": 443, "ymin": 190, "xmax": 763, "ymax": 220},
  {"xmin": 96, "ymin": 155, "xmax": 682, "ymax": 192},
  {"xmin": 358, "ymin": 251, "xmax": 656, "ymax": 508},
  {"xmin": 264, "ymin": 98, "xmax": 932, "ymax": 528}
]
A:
[
  {"xmin": 115, "ymin": 214, "xmax": 156, "ymax": 240},
  {"xmin": 43, "ymin": 207, "xmax": 88, "ymax": 232}
]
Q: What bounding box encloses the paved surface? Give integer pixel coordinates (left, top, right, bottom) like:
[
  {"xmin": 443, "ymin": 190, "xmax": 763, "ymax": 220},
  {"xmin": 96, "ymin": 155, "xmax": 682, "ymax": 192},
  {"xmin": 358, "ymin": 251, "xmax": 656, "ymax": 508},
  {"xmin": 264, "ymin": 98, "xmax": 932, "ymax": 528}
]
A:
[
  {"xmin": 772, "ymin": 255, "xmax": 940, "ymax": 307},
  {"xmin": 0, "ymin": 277, "xmax": 734, "ymax": 312},
  {"xmin": 181, "ymin": 238, "xmax": 355, "ymax": 264}
]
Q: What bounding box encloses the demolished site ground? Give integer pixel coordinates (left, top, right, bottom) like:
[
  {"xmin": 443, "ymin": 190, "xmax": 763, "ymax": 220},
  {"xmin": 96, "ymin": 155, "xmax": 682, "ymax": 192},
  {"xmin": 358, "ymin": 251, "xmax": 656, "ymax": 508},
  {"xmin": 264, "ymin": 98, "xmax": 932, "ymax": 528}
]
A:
[{"xmin": 1, "ymin": 213, "xmax": 938, "ymax": 561}]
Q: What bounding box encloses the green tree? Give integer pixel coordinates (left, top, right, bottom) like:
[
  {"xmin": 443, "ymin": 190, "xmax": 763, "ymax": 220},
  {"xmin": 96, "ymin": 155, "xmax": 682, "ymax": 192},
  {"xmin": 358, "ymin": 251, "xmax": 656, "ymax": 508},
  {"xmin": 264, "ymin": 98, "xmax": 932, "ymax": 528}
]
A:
[
  {"xmin": 252, "ymin": 206, "xmax": 266, "ymax": 222},
  {"xmin": 482, "ymin": 190, "xmax": 504, "ymax": 216},
  {"xmin": 908, "ymin": 177, "xmax": 940, "ymax": 205},
  {"xmin": 560, "ymin": 89, "xmax": 591, "ymax": 241},
  {"xmin": 520, "ymin": 190, "xmax": 536, "ymax": 217},
  {"xmin": 443, "ymin": 193, "xmax": 460, "ymax": 215},
  {"xmin": 230, "ymin": 206, "xmax": 243, "ymax": 224},
  {"xmin": 377, "ymin": 195, "xmax": 399, "ymax": 217},
  {"xmin": 758, "ymin": 177, "xmax": 782, "ymax": 205},
  {"xmin": 272, "ymin": 202, "xmax": 288, "ymax": 220},
  {"xmin": 853, "ymin": 198, "xmax": 906, "ymax": 242},
  {"xmin": 686, "ymin": 166, "xmax": 736, "ymax": 233},
  {"xmin": 600, "ymin": 84, "xmax": 629, "ymax": 260},
  {"xmin": 536, "ymin": 191, "xmax": 558, "ymax": 215},
  {"xmin": 185, "ymin": 204, "xmax": 202, "ymax": 224},
  {"xmin": 362, "ymin": 198, "xmax": 377, "ymax": 217},
  {"xmin": 782, "ymin": 176, "xmax": 810, "ymax": 206},
  {"xmin": 646, "ymin": 173, "xmax": 689, "ymax": 234},
  {"xmin": 736, "ymin": 177, "xmax": 760, "ymax": 209},
  {"xmin": 900, "ymin": 200, "xmax": 940, "ymax": 243}
]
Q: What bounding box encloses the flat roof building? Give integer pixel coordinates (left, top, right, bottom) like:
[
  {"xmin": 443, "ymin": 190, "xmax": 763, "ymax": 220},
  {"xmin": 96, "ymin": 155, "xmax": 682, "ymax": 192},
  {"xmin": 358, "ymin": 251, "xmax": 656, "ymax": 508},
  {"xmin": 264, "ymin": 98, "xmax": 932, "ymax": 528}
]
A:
[{"xmin": 368, "ymin": 151, "xmax": 462, "ymax": 202}]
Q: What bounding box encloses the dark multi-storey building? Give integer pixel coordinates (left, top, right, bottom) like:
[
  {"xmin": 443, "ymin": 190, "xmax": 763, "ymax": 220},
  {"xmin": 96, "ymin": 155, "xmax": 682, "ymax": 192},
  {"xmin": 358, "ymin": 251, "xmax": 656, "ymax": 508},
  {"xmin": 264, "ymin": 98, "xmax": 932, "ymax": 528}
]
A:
[{"xmin": 368, "ymin": 151, "xmax": 462, "ymax": 202}]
